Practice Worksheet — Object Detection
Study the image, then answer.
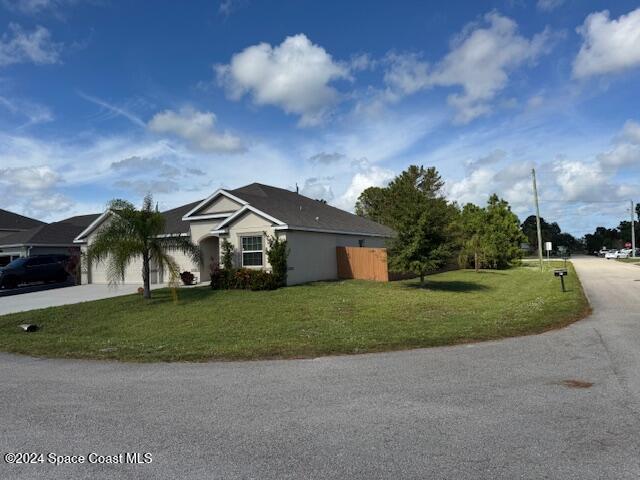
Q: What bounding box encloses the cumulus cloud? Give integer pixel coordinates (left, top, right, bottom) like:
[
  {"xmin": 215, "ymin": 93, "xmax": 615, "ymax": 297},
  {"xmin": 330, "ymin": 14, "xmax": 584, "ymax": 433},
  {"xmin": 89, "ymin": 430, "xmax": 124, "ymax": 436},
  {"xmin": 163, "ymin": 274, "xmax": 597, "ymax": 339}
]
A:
[
  {"xmin": 573, "ymin": 8, "xmax": 640, "ymax": 78},
  {"xmin": 300, "ymin": 177, "xmax": 334, "ymax": 202},
  {"xmin": 381, "ymin": 13, "xmax": 555, "ymax": 123},
  {"xmin": 0, "ymin": 165, "xmax": 73, "ymax": 217},
  {"xmin": 337, "ymin": 163, "xmax": 394, "ymax": 211},
  {"xmin": 597, "ymin": 143, "xmax": 640, "ymax": 168},
  {"xmin": 215, "ymin": 34, "xmax": 350, "ymax": 126},
  {"xmin": 148, "ymin": 107, "xmax": 244, "ymax": 153},
  {"xmin": 0, "ymin": 23, "xmax": 61, "ymax": 67}
]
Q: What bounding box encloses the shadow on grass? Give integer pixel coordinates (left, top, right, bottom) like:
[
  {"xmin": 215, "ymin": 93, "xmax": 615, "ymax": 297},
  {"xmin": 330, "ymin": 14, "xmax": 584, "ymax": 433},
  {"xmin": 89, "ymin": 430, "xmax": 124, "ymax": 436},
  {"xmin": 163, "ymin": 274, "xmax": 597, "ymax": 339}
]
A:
[{"xmin": 403, "ymin": 280, "xmax": 491, "ymax": 292}]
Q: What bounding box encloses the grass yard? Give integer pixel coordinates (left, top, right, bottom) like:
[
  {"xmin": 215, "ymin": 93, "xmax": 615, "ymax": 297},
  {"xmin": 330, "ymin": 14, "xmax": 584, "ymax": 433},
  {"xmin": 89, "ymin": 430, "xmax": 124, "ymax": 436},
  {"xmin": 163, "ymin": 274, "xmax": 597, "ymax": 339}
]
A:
[{"xmin": 0, "ymin": 262, "xmax": 589, "ymax": 362}]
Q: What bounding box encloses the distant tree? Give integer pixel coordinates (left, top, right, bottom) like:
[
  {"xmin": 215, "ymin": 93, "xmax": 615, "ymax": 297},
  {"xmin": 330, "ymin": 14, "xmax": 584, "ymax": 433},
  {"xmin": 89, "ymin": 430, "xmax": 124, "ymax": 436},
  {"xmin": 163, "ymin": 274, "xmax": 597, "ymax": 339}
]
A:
[
  {"xmin": 617, "ymin": 220, "xmax": 640, "ymax": 244},
  {"xmin": 521, "ymin": 215, "xmax": 581, "ymax": 252},
  {"xmin": 584, "ymin": 226, "xmax": 621, "ymax": 253},
  {"xmin": 457, "ymin": 203, "xmax": 487, "ymax": 272},
  {"xmin": 86, "ymin": 194, "xmax": 200, "ymax": 299},
  {"xmin": 482, "ymin": 194, "xmax": 526, "ymax": 269}
]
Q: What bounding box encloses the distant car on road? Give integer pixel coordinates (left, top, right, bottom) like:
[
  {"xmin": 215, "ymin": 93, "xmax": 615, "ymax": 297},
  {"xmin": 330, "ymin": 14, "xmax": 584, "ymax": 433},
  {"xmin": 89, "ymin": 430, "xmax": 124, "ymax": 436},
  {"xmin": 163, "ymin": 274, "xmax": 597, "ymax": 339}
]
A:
[
  {"xmin": 605, "ymin": 250, "xmax": 629, "ymax": 259},
  {"xmin": 0, "ymin": 255, "xmax": 70, "ymax": 289}
]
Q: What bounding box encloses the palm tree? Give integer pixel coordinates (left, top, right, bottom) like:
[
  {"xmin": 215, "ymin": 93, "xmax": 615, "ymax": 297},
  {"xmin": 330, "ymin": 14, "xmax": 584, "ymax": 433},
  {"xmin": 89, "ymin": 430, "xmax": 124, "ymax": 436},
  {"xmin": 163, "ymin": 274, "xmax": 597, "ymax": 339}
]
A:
[{"xmin": 86, "ymin": 194, "xmax": 200, "ymax": 299}]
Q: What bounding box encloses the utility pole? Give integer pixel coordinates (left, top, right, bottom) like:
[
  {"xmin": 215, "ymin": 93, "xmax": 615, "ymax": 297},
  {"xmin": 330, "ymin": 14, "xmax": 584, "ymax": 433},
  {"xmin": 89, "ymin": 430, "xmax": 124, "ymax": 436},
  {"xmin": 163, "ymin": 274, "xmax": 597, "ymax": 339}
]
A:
[
  {"xmin": 632, "ymin": 200, "xmax": 637, "ymax": 258},
  {"xmin": 532, "ymin": 169, "xmax": 544, "ymax": 272}
]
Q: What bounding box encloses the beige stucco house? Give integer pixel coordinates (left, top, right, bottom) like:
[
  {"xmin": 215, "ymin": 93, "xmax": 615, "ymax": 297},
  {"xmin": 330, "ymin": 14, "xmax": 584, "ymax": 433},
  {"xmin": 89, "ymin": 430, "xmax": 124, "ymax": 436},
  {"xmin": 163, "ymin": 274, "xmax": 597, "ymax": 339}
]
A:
[{"xmin": 74, "ymin": 183, "xmax": 394, "ymax": 286}]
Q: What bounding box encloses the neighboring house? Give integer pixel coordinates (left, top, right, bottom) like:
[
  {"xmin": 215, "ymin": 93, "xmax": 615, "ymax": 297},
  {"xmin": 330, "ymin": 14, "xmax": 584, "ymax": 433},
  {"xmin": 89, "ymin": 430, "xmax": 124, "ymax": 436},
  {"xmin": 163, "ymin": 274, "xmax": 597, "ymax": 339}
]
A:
[
  {"xmin": 0, "ymin": 209, "xmax": 46, "ymax": 260},
  {"xmin": 0, "ymin": 209, "xmax": 46, "ymax": 265},
  {"xmin": 0, "ymin": 214, "xmax": 100, "ymax": 267},
  {"xmin": 74, "ymin": 183, "xmax": 394, "ymax": 286}
]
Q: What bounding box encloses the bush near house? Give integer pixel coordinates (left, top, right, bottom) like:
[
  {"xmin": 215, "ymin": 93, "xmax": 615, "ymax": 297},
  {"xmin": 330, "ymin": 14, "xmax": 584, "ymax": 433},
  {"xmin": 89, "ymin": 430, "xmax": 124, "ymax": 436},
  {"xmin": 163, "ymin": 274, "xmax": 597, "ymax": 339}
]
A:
[
  {"xmin": 180, "ymin": 271, "xmax": 195, "ymax": 286},
  {"xmin": 210, "ymin": 267, "xmax": 277, "ymax": 291}
]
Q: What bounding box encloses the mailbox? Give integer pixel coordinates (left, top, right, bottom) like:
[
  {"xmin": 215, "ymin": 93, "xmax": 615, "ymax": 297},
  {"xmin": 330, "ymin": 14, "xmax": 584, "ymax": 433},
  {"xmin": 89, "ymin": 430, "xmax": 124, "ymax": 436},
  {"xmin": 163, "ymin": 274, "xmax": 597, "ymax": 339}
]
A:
[{"xmin": 554, "ymin": 269, "xmax": 568, "ymax": 292}]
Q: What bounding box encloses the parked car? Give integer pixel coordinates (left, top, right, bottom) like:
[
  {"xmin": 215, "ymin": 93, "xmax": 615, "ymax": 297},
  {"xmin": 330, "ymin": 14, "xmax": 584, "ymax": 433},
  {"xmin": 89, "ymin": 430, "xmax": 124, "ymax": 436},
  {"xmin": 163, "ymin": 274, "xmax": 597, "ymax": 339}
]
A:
[
  {"xmin": 604, "ymin": 250, "xmax": 628, "ymax": 259},
  {"xmin": 0, "ymin": 255, "xmax": 70, "ymax": 289}
]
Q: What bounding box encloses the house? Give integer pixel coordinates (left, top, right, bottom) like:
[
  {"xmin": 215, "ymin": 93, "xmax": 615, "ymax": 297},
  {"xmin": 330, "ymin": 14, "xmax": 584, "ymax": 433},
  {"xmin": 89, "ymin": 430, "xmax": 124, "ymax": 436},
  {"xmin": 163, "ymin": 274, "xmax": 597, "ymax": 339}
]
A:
[
  {"xmin": 0, "ymin": 210, "xmax": 46, "ymax": 265},
  {"xmin": 74, "ymin": 183, "xmax": 394, "ymax": 286},
  {"xmin": 0, "ymin": 214, "xmax": 101, "ymax": 267}
]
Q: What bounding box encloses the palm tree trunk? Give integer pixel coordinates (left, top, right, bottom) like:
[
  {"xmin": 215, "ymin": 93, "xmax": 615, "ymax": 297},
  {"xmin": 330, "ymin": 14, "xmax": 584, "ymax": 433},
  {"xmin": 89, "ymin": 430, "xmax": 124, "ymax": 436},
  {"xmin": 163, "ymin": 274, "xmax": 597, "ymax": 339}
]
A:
[{"xmin": 142, "ymin": 251, "xmax": 151, "ymax": 299}]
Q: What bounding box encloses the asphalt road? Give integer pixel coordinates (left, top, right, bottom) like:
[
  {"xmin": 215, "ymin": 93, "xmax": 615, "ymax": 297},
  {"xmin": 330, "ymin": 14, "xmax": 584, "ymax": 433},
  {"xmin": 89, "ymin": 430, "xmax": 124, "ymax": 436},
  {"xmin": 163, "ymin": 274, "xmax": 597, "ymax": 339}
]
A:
[{"xmin": 1, "ymin": 256, "xmax": 639, "ymax": 479}]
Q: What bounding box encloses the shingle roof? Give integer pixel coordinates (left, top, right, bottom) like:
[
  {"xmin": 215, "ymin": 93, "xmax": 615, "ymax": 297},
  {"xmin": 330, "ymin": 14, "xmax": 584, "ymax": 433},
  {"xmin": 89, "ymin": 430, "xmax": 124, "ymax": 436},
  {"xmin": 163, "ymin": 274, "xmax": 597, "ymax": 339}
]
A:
[
  {"xmin": 0, "ymin": 209, "xmax": 45, "ymax": 231},
  {"xmin": 161, "ymin": 200, "xmax": 202, "ymax": 234},
  {"xmin": 0, "ymin": 214, "xmax": 100, "ymax": 246},
  {"xmin": 228, "ymin": 183, "xmax": 394, "ymax": 237}
]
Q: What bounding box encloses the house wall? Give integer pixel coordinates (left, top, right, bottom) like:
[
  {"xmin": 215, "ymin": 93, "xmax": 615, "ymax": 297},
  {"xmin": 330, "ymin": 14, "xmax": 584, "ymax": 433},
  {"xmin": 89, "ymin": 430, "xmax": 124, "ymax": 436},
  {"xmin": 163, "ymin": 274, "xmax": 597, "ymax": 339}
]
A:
[
  {"xmin": 221, "ymin": 211, "xmax": 277, "ymax": 271},
  {"xmin": 200, "ymin": 196, "xmax": 242, "ymax": 215},
  {"xmin": 284, "ymin": 230, "xmax": 388, "ymax": 285}
]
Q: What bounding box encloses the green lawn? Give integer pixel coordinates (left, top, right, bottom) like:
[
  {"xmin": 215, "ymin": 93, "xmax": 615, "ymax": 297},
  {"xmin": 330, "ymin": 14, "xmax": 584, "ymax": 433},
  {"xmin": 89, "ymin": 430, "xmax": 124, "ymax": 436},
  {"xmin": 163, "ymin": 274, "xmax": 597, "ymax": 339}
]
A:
[{"xmin": 0, "ymin": 262, "xmax": 589, "ymax": 362}]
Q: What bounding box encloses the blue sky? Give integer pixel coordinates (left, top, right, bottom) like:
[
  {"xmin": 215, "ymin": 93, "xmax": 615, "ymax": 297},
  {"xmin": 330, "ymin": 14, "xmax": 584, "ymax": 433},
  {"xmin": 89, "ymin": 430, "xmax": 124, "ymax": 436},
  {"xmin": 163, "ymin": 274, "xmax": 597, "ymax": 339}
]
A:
[{"xmin": 1, "ymin": 0, "xmax": 639, "ymax": 236}]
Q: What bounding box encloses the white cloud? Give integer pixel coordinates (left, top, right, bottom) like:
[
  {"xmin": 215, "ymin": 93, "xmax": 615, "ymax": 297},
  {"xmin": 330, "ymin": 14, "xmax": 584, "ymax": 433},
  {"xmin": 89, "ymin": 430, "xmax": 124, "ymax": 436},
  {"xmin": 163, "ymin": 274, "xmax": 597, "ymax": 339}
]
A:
[
  {"xmin": 597, "ymin": 143, "xmax": 640, "ymax": 168},
  {"xmin": 430, "ymin": 13, "xmax": 554, "ymax": 123},
  {"xmin": 300, "ymin": 177, "xmax": 334, "ymax": 202},
  {"xmin": 1, "ymin": 165, "xmax": 60, "ymax": 190},
  {"xmin": 573, "ymin": 8, "xmax": 640, "ymax": 78},
  {"xmin": 336, "ymin": 163, "xmax": 394, "ymax": 211},
  {"xmin": 536, "ymin": 0, "xmax": 564, "ymax": 12},
  {"xmin": 216, "ymin": 34, "xmax": 350, "ymax": 126},
  {"xmin": 383, "ymin": 52, "xmax": 430, "ymax": 100},
  {"xmin": 0, "ymin": 95, "xmax": 53, "ymax": 126},
  {"xmin": 0, "ymin": 23, "xmax": 61, "ymax": 67},
  {"xmin": 464, "ymin": 149, "xmax": 507, "ymax": 171},
  {"xmin": 148, "ymin": 107, "xmax": 244, "ymax": 153},
  {"xmin": 552, "ymin": 160, "xmax": 611, "ymax": 202},
  {"xmin": 0, "ymin": 165, "xmax": 72, "ymax": 218},
  {"xmin": 621, "ymin": 120, "xmax": 640, "ymax": 144},
  {"xmin": 381, "ymin": 13, "xmax": 555, "ymax": 123}
]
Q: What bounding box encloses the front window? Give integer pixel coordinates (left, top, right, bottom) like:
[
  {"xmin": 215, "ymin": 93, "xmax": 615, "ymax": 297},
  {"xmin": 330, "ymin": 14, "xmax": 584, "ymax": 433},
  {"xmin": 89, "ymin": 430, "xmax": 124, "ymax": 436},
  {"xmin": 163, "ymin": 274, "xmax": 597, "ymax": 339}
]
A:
[{"xmin": 241, "ymin": 236, "xmax": 263, "ymax": 267}]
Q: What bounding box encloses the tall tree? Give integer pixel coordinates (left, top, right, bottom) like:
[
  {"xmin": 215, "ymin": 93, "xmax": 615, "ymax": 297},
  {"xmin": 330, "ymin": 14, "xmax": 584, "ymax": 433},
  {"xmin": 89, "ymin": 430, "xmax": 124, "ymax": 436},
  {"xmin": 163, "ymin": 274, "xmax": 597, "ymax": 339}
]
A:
[
  {"xmin": 356, "ymin": 165, "xmax": 458, "ymax": 283},
  {"xmin": 458, "ymin": 203, "xmax": 487, "ymax": 272},
  {"xmin": 482, "ymin": 194, "xmax": 526, "ymax": 269},
  {"xmin": 86, "ymin": 195, "xmax": 200, "ymax": 299}
]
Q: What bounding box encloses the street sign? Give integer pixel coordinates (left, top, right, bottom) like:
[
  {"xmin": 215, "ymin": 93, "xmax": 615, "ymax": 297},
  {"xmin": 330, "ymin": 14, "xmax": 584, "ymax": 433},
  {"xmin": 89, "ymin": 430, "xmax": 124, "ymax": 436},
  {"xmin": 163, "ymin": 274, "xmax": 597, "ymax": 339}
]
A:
[{"xmin": 545, "ymin": 242, "xmax": 552, "ymax": 251}]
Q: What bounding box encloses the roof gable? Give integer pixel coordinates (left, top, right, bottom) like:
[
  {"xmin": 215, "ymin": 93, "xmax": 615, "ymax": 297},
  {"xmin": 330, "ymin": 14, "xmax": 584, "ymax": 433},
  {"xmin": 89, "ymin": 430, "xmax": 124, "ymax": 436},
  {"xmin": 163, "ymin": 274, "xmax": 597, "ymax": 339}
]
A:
[{"xmin": 182, "ymin": 189, "xmax": 247, "ymax": 220}]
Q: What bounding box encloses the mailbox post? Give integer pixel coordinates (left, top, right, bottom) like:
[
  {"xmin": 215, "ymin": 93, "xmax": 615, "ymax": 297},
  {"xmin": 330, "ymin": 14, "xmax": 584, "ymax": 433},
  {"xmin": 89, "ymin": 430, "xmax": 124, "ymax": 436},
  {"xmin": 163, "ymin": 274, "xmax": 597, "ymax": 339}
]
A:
[{"xmin": 554, "ymin": 269, "xmax": 568, "ymax": 292}]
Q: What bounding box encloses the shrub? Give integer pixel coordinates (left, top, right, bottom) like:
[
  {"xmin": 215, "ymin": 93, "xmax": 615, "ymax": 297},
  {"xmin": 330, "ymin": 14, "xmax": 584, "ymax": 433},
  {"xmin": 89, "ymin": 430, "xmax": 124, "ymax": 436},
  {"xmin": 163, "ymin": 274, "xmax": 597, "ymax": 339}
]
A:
[
  {"xmin": 266, "ymin": 235, "xmax": 289, "ymax": 287},
  {"xmin": 210, "ymin": 267, "xmax": 277, "ymax": 291},
  {"xmin": 221, "ymin": 239, "xmax": 234, "ymax": 270},
  {"xmin": 180, "ymin": 271, "xmax": 195, "ymax": 286},
  {"xmin": 249, "ymin": 270, "xmax": 277, "ymax": 291}
]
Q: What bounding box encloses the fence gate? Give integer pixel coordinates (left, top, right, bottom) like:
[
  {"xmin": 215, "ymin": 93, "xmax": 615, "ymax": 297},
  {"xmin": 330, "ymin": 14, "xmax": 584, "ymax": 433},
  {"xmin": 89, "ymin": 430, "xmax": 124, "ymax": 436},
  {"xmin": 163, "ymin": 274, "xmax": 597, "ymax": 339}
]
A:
[{"xmin": 336, "ymin": 247, "xmax": 389, "ymax": 282}]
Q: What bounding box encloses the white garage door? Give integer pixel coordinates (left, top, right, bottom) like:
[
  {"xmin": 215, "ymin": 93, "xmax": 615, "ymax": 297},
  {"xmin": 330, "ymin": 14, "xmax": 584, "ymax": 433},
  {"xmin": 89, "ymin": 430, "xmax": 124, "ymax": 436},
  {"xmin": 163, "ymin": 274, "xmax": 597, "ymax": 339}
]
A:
[{"xmin": 90, "ymin": 256, "xmax": 149, "ymax": 285}]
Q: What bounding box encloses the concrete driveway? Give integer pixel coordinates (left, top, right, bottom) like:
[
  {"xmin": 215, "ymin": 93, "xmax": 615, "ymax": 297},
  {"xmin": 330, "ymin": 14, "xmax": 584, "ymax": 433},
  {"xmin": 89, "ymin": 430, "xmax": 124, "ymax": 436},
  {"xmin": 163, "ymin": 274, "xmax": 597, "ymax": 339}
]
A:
[
  {"xmin": 0, "ymin": 283, "xmax": 149, "ymax": 315},
  {"xmin": 1, "ymin": 257, "xmax": 640, "ymax": 479}
]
